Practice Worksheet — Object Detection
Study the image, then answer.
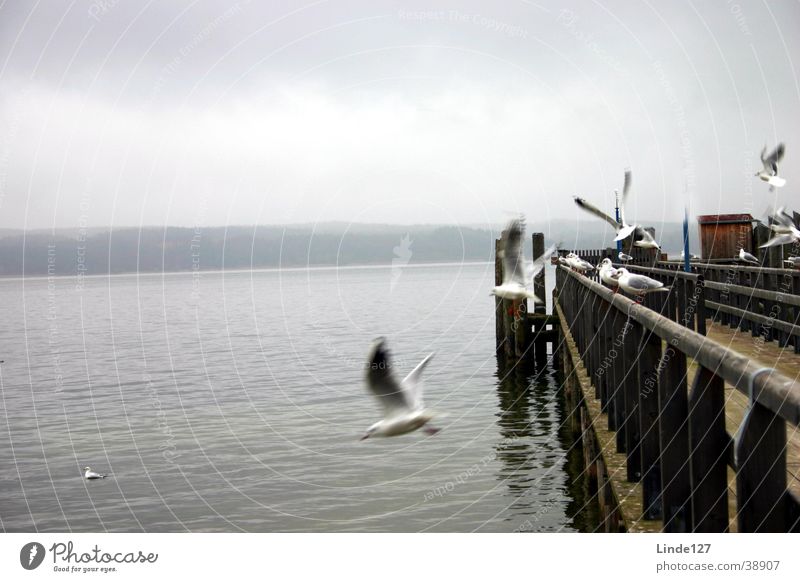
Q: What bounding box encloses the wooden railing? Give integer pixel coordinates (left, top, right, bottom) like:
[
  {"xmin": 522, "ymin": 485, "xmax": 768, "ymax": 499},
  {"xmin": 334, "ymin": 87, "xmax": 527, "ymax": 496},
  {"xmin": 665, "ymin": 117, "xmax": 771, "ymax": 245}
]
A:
[
  {"xmin": 555, "ymin": 265, "xmax": 800, "ymax": 532},
  {"xmin": 623, "ymin": 263, "xmax": 800, "ymax": 352}
]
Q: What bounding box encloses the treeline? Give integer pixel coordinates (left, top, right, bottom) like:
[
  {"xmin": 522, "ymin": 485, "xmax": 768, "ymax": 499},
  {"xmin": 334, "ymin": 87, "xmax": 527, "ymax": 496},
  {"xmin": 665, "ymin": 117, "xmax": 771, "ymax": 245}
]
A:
[{"xmin": 0, "ymin": 221, "xmax": 689, "ymax": 277}]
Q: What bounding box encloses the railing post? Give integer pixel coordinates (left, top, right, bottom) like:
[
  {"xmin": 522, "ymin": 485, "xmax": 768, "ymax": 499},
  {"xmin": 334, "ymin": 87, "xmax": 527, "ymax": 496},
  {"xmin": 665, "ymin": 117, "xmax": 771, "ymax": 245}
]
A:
[
  {"xmin": 688, "ymin": 367, "xmax": 729, "ymax": 532},
  {"xmin": 657, "ymin": 347, "xmax": 692, "ymax": 532},
  {"xmin": 736, "ymin": 401, "xmax": 788, "ymax": 532},
  {"xmin": 623, "ymin": 319, "xmax": 643, "ymax": 482},
  {"xmin": 639, "ymin": 328, "xmax": 663, "ymax": 520}
]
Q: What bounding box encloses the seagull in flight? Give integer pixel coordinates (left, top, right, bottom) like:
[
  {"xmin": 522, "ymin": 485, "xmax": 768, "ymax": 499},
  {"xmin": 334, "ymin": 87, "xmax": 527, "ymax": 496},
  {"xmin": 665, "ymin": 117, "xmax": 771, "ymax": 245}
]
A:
[
  {"xmin": 491, "ymin": 217, "xmax": 557, "ymax": 301},
  {"xmin": 574, "ymin": 170, "xmax": 637, "ymax": 243},
  {"xmin": 616, "ymin": 268, "xmax": 669, "ymax": 296},
  {"xmin": 760, "ymin": 207, "xmax": 800, "ymax": 248},
  {"xmin": 84, "ymin": 466, "xmax": 106, "ymax": 480},
  {"xmin": 361, "ymin": 338, "xmax": 439, "ymax": 440},
  {"xmin": 738, "ymin": 248, "xmax": 759, "ymax": 264},
  {"xmin": 756, "ymin": 143, "xmax": 786, "ymax": 190}
]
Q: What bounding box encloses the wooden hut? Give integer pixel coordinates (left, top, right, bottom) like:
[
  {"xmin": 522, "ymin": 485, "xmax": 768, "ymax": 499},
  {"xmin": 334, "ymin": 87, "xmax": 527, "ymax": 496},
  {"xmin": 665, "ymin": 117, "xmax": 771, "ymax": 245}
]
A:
[{"xmin": 697, "ymin": 213, "xmax": 756, "ymax": 260}]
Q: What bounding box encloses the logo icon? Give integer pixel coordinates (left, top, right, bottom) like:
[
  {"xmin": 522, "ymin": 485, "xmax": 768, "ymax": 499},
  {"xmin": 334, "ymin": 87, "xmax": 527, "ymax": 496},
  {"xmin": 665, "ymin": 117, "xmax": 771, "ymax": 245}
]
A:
[
  {"xmin": 390, "ymin": 234, "xmax": 413, "ymax": 292},
  {"xmin": 20, "ymin": 542, "xmax": 46, "ymax": 570}
]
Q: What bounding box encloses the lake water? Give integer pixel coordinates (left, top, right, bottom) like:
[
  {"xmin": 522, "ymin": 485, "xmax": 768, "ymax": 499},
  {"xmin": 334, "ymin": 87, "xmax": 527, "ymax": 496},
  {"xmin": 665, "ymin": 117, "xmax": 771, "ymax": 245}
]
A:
[{"xmin": 0, "ymin": 262, "xmax": 598, "ymax": 532}]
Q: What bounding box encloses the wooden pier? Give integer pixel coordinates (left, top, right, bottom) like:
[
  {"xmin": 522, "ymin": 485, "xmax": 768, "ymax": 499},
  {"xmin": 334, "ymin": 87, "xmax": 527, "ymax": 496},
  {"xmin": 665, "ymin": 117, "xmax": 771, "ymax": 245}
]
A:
[{"xmin": 494, "ymin": 230, "xmax": 800, "ymax": 532}]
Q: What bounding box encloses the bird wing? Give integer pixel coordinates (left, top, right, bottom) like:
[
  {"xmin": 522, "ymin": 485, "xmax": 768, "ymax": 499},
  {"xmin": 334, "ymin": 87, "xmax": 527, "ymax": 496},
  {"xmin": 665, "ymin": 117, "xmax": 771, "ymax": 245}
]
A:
[
  {"xmin": 531, "ymin": 243, "xmax": 559, "ymax": 279},
  {"xmin": 764, "ymin": 143, "xmax": 785, "ymax": 172},
  {"xmin": 635, "ymin": 226, "xmax": 657, "ymax": 245},
  {"xmin": 401, "ymin": 353, "xmax": 434, "ymax": 410},
  {"xmin": 365, "ymin": 338, "xmax": 412, "ymax": 414},
  {"xmin": 760, "ymin": 233, "xmax": 797, "ymax": 248},
  {"xmin": 626, "ymin": 274, "xmax": 661, "ymax": 291},
  {"xmin": 574, "ymin": 196, "xmax": 620, "ymax": 230},
  {"xmin": 620, "ymin": 169, "xmax": 632, "ymax": 225},
  {"xmin": 774, "ymin": 207, "xmax": 795, "ymax": 228},
  {"xmin": 501, "ymin": 217, "xmax": 527, "ymax": 285}
]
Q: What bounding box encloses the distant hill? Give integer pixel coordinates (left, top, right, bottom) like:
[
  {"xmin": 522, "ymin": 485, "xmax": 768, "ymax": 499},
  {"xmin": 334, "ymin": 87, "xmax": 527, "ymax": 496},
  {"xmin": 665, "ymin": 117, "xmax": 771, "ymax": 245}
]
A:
[{"xmin": 0, "ymin": 220, "xmax": 693, "ymax": 277}]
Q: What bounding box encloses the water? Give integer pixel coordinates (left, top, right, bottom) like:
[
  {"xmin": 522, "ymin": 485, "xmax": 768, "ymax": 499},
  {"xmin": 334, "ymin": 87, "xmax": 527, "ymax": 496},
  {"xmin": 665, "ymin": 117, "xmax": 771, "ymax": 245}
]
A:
[{"xmin": 0, "ymin": 263, "xmax": 597, "ymax": 532}]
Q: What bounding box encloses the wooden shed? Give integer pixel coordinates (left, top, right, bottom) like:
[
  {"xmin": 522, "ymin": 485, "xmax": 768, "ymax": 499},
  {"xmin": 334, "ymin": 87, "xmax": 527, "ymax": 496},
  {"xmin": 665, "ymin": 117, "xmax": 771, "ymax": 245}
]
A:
[{"xmin": 697, "ymin": 213, "xmax": 756, "ymax": 260}]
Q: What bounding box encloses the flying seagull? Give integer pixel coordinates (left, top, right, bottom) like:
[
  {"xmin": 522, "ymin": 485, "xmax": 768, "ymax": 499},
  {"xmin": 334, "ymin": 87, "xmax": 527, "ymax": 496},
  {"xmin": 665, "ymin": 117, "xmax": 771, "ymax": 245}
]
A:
[
  {"xmin": 616, "ymin": 268, "xmax": 669, "ymax": 295},
  {"xmin": 361, "ymin": 338, "xmax": 439, "ymax": 440},
  {"xmin": 738, "ymin": 248, "xmax": 759, "ymax": 264},
  {"xmin": 760, "ymin": 207, "xmax": 800, "ymax": 248},
  {"xmin": 756, "ymin": 143, "xmax": 786, "ymax": 190},
  {"xmin": 491, "ymin": 217, "xmax": 557, "ymax": 301},
  {"xmin": 84, "ymin": 466, "xmax": 106, "ymax": 480}
]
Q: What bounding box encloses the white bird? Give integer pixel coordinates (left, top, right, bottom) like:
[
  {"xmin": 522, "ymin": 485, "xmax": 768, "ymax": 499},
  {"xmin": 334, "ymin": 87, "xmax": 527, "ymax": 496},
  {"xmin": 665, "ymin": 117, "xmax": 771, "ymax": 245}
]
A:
[
  {"xmin": 756, "ymin": 143, "xmax": 786, "ymax": 190},
  {"xmin": 680, "ymin": 250, "xmax": 700, "ymax": 260},
  {"xmin": 491, "ymin": 217, "xmax": 557, "ymax": 301},
  {"xmin": 598, "ymin": 258, "xmax": 621, "ymax": 290},
  {"xmin": 574, "ymin": 170, "xmax": 637, "ymax": 243},
  {"xmin": 784, "ymin": 257, "xmax": 800, "ymax": 268},
  {"xmin": 616, "ymin": 268, "xmax": 669, "ymax": 295},
  {"xmin": 633, "ymin": 228, "xmax": 661, "ymax": 250},
  {"xmin": 618, "ymin": 252, "xmax": 633, "ymax": 262},
  {"xmin": 84, "ymin": 466, "xmax": 106, "ymax": 480},
  {"xmin": 738, "ymin": 248, "xmax": 759, "ymax": 264},
  {"xmin": 760, "ymin": 207, "xmax": 800, "ymax": 248},
  {"xmin": 564, "ymin": 252, "xmax": 595, "ymax": 273},
  {"xmin": 361, "ymin": 338, "xmax": 439, "ymax": 440}
]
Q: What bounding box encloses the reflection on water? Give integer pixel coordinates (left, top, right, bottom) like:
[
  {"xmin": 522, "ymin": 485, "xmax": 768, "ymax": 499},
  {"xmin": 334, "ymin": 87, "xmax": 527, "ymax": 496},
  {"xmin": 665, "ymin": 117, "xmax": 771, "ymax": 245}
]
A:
[{"xmin": 494, "ymin": 355, "xmax": 600, "ymax": 532}]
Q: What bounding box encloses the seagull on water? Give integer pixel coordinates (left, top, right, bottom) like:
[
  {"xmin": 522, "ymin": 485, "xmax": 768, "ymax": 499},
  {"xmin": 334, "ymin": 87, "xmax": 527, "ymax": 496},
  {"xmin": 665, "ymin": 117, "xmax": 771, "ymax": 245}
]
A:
[
  {"xmin": 616, "ymin": 268, "xmax": 669, "ymax": 296},
  {"xmin": 618, "ymin": 252, "xmax": 633, "ymax": 262},
  {"xmin": 491, "ymin": 217, "xmax": 558, "ymax": 301},
  {"xmin": 84, "ymin": 466, "xmax": 106, "ymax": 480},
  {"xmin": 598, "ymin": 258, "xmax": 621, "ymax": 291},
  {"xmin": 738, "ymin": 248, "xmax": 759, "ymax": 265},
  {"xmin": 760, "ymin": 207, "xmax": 800, "ymax": 248},
  {"xmin": 361, "ymin": 338, "xmax": 440, "ymax": 440},
  {"xmin": 756, "ymin": 143, "xmax": 786, "ymax": 190}
]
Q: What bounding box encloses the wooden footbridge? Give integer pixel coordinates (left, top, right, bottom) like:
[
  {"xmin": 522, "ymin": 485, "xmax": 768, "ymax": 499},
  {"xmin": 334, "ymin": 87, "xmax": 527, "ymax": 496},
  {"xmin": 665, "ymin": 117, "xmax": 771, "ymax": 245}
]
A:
[{"xmin": 494, "ymin": 233, "xmax": 800, "ymax": 533}]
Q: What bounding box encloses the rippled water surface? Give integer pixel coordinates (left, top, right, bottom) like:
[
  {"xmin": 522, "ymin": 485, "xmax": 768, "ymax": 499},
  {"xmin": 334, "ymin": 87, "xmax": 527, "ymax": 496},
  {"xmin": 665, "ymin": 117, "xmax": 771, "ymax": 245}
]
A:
[{"xmin": 0, "ymin": 263, "xmax": 597, "ymax": 532}]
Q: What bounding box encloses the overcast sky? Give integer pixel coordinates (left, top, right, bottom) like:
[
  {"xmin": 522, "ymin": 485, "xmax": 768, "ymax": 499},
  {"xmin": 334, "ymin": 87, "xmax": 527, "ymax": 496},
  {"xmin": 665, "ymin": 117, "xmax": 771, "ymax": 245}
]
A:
[{"xmin": 0, "ymin": 0, "xmax": 798, "ymax": 231}]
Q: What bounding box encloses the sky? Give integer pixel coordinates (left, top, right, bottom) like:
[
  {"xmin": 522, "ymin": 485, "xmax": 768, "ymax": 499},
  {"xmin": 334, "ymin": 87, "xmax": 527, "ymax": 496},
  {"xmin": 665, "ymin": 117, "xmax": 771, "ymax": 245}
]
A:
[{"xmin": 0, "ymin": 0, "xmax": 798, "ymax": 231}]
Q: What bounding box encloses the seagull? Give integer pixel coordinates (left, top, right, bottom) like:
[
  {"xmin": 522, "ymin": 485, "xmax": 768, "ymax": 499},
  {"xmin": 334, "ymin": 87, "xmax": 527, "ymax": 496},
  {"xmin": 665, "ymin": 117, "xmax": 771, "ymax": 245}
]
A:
[
  {"xmin": 598, "ymin": 258, "xmax": 621, "ymax": 290},
  {"xmin": 738, "ymin": 248, "xmax": 759, "ymax": 264},
  {"xmin": 573, "ymin": 170, "xmax": 637, "ymax": 243},
  {"xmin": 756, "ymin": 143, "xmax": 786, "ymax": 190},
  {"xmin": 618, "ymin": 252, "xmax": 633, "ymax": 262},
  {"xmin": 633, "ymin": 227, "xmax": 661, "ymax": 250},
  {"xmin": 760, "ymin": 207, "xmax": 800, "ymax": 248},
  {"xmin": 616, "ymin": 268, "xmax": 669, "ymax": 295},
  {"xmin": 564, "ymin": 252, "xmax": 595, "ymax": 273},
  {"xmin": 680, "ymin": 250, "xmax": 700, "ymax": 260},
  {"xmin": 84, "ymin": 466, "xmax": 106, "ymax": 480},
  {"xmin": 784, "ymin": 257, "xmax": 800, "ymax": 268},
  {"xmin": 361, "ymin": 338, "xmax": 439, "ymax": 440},
  {"xmin": 491, "ymin": 217, "xmax": 557, "ymax": 301}
]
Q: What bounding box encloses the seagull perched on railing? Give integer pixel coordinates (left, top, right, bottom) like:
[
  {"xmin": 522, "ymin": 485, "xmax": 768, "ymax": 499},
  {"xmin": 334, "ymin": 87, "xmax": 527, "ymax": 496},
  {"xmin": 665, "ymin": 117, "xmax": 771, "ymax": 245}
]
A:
[
  {"xmin": 680, "ymin": 250, "xmax": 700, "ymax": 260},
  {"xmin": 565, "ymin": 252, "xmax": 595, "ymax": 273},
  {"xmin": 616, "ymin": 268, "xmax": 669, "ymax": 295},
  {"xmin": 737, "ymin": 248, "xmax": 760, "ymax": 264},
  {"xmin": 598, "ymin": 258, "xmax": 621, "ymax": 291},
  {"xmin": 785, "ymin": 257, "xmax": 800, "ymax": 268},
  {"xmin": 756, "ymin": 143, "xmax": 786, "ymax": 190},
  {"xmin": 491, "ymin": 217, "xmax": 558, "ymax": 301},
  {"xmin": 84, "ymin": 466, "xmax": 106, "ymax": 480},
  {"xmin": 760, "ymin": 207, "xmax": 800, "ymax": 248},
  {"xmin": 361, "ymin": 338, "xmax": 439, "ymax": 440},
  {"xmin": 618, "ymin": 252, "xmax": 633, "ymax": 262}
]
